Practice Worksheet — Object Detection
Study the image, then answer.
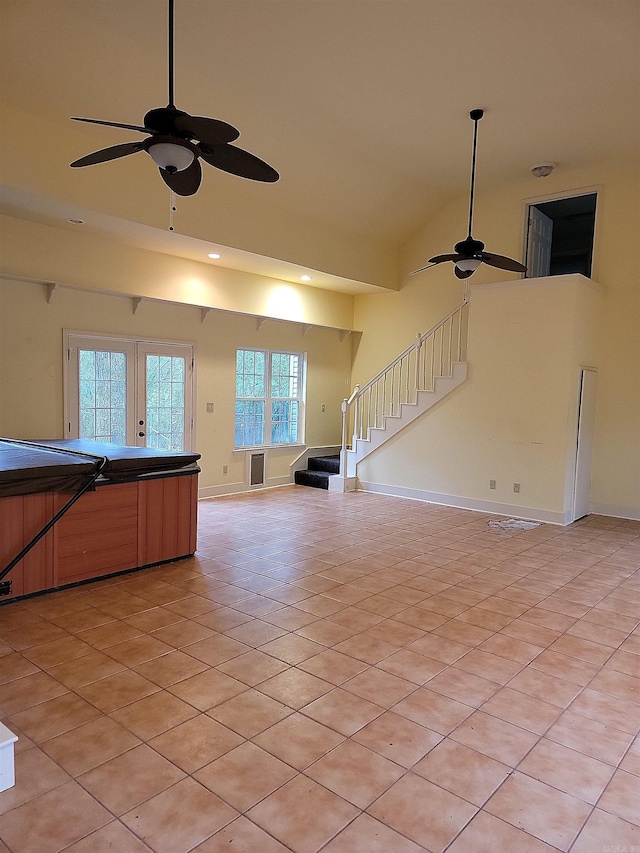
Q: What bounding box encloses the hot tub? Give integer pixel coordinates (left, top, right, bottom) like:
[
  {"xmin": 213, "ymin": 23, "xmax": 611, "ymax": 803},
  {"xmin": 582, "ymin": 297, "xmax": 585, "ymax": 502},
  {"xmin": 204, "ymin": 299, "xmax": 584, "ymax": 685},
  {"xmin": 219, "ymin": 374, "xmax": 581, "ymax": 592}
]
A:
[{"xmin": 0, "ymin": 438, "xmax": 200, "ymax": 602}]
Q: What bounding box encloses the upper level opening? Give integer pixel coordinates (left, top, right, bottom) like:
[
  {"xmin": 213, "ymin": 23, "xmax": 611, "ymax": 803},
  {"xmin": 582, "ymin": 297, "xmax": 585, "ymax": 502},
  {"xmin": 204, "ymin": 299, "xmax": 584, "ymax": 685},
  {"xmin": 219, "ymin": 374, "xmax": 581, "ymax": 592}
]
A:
[{"xmin": 525, "ymin": 192, "xmax": 597, "ymax": 279}]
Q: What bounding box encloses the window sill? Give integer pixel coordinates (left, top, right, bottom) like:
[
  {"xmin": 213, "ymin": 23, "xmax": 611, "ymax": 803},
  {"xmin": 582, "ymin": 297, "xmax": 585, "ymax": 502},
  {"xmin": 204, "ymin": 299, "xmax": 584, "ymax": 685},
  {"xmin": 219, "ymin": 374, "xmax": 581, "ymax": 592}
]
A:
[{"xmin": 233, "ymin": 444, "xmax": 306, "ymax": 453}]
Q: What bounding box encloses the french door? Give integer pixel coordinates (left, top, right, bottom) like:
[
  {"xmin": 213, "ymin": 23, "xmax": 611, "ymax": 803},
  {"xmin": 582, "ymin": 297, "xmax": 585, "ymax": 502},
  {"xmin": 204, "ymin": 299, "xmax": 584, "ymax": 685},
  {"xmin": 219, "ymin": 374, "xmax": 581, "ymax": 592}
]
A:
[{"xmin": 66, "ymin": 334, "xmax": 194, "ymax": 451}]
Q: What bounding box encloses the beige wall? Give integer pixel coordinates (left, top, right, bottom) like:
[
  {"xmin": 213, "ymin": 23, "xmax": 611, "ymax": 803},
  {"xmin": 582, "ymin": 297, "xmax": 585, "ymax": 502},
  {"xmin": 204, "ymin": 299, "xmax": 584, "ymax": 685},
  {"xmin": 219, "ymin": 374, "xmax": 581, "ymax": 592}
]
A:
[
  {"xmin": 353, "ymin": 160, "xmax": 640, "ymax": 519},
  {"xmin": 0, "ymin": 274, "xmax": 352, "ymax": 494}
]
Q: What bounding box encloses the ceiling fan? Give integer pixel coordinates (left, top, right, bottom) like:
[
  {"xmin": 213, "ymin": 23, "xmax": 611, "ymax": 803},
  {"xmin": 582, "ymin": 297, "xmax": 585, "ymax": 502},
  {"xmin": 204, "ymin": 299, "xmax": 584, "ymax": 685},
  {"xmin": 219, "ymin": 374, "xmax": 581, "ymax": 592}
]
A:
[
  {"xmin": 69, "ymin": 0, "xmax": 279, "ymax": 196},
  {"xmin": 412, "ymin": 109, "xmax": 525, "ymax": 280}
]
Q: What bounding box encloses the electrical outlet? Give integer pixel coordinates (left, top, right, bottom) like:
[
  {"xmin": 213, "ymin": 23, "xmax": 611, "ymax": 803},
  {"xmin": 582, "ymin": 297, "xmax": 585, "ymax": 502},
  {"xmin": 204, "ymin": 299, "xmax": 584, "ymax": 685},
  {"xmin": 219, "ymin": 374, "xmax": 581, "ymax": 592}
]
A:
[
  {"xmin": 513, "ymin": 483, "xmax": 520, "ymax": 493},
  {"xmin": 206, "ymin": 402, "xmax": 214, "ymax": 413},
  {"xmin": 223, "ymin": 465, "xmax": 228, "ymax": 474},
  {"xmin": 489, "ymin": 480, "xmax": 496, "ymax": 490},
  {"xmin": 321, "ymin": 404, "xmax": 326, "ymax": 413}
]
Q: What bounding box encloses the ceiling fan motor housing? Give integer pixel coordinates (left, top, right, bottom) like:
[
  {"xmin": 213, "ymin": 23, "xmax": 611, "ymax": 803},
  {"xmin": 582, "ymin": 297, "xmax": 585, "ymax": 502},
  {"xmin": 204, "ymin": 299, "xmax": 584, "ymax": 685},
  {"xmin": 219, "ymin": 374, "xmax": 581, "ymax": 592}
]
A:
[{"xmin": 454, "ymin": 236, "xmax": 485, "ymax": 256}]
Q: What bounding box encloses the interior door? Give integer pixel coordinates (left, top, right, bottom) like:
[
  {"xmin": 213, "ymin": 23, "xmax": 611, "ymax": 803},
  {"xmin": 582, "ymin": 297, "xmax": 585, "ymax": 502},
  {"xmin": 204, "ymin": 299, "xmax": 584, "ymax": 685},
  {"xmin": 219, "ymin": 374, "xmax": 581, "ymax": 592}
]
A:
[
  {"xmin": 136, "ymin": 343, "xmax": 194, "ymax": 451},
  {"xmin": 526, "ymin": 206, "xmax": 553, "ymax": 278},
  {"xmin": 572, "ymin": 369, "xmax": 598, "ymax": 521}
]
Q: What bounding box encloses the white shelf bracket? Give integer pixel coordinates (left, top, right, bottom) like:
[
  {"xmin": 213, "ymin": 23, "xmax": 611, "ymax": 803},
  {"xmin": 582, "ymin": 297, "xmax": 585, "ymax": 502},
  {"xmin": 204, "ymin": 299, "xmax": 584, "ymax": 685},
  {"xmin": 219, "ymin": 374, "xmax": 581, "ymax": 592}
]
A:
[
  {"xmin": 256, "ymin": 317, "xmax": 267, "ymax": 331},
  {"xmin": 340, "ymin": 330, "xmax": 352, "ymax": 342},
  {"xmin": 200, "ymin": 307, "xmax": 212, "ymax": 324},
  {"xmin": 301, "ymin": 324, "xmax": 312, "ymax": 337},
  {"xmin": 45, "ymin": 283, "xmax": 58, "ymax": 304},
  {"xmin": 132, "ymin": 297, "xmax": 143, "ymax": 315}
]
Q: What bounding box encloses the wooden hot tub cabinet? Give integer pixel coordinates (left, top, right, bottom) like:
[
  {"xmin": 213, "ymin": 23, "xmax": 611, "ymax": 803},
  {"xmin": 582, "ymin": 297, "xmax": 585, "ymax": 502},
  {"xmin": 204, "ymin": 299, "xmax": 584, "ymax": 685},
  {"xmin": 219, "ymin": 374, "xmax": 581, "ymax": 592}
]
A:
[{"xmin": 0, "ymin": 440, "xmax": 200, "ymax": 602}]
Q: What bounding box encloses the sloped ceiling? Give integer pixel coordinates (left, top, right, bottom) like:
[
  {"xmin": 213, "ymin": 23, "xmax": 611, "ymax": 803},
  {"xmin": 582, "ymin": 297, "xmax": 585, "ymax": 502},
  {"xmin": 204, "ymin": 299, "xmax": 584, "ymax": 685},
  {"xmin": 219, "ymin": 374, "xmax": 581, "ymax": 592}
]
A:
[{"xmin": 1, "ymin": 0, "xmax": 638, "ymax": 291}]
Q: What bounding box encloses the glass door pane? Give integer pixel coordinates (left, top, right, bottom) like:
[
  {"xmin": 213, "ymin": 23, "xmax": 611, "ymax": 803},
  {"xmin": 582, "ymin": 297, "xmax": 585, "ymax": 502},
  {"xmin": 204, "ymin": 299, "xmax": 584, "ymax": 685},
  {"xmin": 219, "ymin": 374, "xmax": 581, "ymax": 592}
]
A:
[
  {"xmin": 137, "ymin": 343, "xmax": 194, "ymax": 451},
  {"xmin": 67, "ymin": 336, "xmax": 136, "ymax": 444}
]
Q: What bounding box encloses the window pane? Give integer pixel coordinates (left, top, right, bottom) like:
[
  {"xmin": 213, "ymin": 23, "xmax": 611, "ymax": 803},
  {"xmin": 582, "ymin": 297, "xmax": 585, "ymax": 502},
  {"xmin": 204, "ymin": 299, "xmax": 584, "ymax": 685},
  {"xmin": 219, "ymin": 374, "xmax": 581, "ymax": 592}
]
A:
[
  {"xmin": 146, "ymin": 354, "xmax": 186, "ymax": 452},
  {"xmin": 271, "ymin": 400, "xmax": 298, "ymax": 444},
  {"xmin": 78, "ymin": 349, "xmax": 127, "ymax": 445}
]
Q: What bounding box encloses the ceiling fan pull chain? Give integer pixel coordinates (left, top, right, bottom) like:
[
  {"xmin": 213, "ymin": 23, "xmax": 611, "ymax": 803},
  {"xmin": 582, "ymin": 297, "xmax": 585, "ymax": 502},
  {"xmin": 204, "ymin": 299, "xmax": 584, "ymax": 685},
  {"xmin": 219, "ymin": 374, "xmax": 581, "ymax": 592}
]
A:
[{"xmin": 169, "ymin": 190, "xmax": 177, "ymax": 231}]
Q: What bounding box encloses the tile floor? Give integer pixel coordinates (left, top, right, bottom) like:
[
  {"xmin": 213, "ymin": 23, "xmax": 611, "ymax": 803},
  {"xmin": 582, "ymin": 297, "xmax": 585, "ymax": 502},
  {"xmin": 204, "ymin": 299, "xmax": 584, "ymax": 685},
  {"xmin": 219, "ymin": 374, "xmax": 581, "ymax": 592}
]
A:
[{"xmin": 0, "ymin": 487, "xmax": 639, "ymax": 853}]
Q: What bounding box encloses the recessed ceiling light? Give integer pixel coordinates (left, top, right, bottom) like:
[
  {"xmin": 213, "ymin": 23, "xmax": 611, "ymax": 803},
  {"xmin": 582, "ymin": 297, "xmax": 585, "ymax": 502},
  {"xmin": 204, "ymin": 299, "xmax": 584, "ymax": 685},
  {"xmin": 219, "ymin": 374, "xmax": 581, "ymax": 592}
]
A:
[
  {"xmin": 67, "ymin": 218, "xmax": 84, "ymax": 225},
  {"xmin": 208, "ymin": 252, "xmax": 221, "ymax": 259},
  {"xmin": 300, "ymin": 275, "xmax": 312, "ymax": 281}
]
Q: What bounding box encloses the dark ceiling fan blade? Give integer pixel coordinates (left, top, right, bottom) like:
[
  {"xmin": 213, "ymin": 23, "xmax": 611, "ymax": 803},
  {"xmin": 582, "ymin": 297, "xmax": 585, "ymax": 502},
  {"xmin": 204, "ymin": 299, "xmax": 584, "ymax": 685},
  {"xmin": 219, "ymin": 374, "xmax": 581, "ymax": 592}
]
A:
[
  {"xmin": 454, "ymin": 266, "xmax": 474, "ymax": 279},
  {"xmin": 427, "ymin": 253, "xmax": 461, "ymax": 265},
  {"xmin": 481, "ymin": 252, "xmax": 527, "ymax": 273},
  {"xmin": 70, "ymin": 141, "xmax": 145, "ymax": 167},
  {"xmin": 159, "ymin": 158, "xmax": 202, "ymax": 196},
  {"xmin": 173, "ymin": 114, "xmax": 240, "ymax": 145},
  {"xmin": 72, "ymin": 117, "xmax": 151, "ymax": 134},
  {"xmin": 200, "ymin": 143, "xmax": 279, "ymax": 182}
]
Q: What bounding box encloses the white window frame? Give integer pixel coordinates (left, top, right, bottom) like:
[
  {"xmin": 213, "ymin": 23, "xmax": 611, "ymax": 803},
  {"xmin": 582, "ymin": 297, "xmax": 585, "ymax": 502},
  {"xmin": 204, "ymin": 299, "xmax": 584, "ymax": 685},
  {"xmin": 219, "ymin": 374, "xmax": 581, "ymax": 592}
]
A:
[
  {"xmin": 64, "ymin": 331, "xmax": 196, "ymax": 450},
  {"xmin": 234, "ymin": 348, "xmax": 305, "ymax": 449}
]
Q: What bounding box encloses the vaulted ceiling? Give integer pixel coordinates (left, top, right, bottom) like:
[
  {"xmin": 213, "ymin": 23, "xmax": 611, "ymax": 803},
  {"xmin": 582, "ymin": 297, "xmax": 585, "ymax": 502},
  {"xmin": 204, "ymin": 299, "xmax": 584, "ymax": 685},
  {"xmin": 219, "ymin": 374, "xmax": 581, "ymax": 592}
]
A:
[{"xmin": 1, "ymin": 0, "xmax": 638, "ymax": 291}]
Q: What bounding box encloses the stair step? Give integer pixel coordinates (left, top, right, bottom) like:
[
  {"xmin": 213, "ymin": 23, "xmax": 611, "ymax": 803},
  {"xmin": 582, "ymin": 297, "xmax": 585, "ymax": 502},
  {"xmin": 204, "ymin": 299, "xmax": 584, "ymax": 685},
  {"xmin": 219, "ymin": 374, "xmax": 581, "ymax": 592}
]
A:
[
  {"xmin": 308, "ymin": 455, "xmax": 340, "ymax": 474},
  {"xmin": 294, "ymin": 469, "xmax": 332, "ymax": 489}
]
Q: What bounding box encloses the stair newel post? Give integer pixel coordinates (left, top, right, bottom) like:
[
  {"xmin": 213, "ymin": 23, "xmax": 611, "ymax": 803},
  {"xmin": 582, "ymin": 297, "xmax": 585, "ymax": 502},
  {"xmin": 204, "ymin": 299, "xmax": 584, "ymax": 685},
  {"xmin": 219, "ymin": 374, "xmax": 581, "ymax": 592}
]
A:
[
  {"xmin": 352, "ymin": 385, "xmax": 360, "ymax": 446},
  {"xmin": 414, "ymin": 333, "xmax": 422, "ymax": 395}
]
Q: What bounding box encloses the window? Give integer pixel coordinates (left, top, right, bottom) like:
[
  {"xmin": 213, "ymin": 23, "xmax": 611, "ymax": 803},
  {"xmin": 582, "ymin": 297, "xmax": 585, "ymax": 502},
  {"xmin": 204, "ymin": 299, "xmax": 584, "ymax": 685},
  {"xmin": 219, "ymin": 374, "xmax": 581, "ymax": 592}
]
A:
[
  {"xmin": 235, "ymin": 349, "xmax": 303, "ymax": 447},
  {"xmin": 66, "ymin": 333, "xmax": 194, "ymax": 450}
]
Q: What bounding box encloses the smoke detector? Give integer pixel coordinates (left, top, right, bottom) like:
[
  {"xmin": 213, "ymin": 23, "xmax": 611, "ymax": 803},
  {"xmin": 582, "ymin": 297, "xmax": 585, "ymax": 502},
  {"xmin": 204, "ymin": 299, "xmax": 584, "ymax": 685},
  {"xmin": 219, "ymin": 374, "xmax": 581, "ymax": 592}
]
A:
[{"xmin": 530, "ymin": 162, "xmax": 557, "ymax": 178}]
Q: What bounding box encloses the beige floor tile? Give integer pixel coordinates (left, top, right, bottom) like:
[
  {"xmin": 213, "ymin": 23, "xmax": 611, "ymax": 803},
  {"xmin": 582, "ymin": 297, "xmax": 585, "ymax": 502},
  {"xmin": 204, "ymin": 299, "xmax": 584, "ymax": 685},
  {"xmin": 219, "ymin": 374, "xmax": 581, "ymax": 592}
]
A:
[
  {"xmin": 305, "ymin": 739, "xmax": 404, "ymax": 808},
  {"xmin": 571, "ymin": 808, "xmax": 640, "ymax": 853},
  {"xmin": 8, "ymin": 691, "xmax": 101, "ymax": 743},
  {"xmin": 297, "ymin": 648, "xmax": 368, "ymax": 684},
  {"xmin": 42, "ymin": 715, "xmax": 140, "ymax": 776},
  {"xmin": 46, "ymin": 648, "xmax": 127, "ymax": 688},
  {"xmin": 321, "ymin": 813, "xmax": 425, "ymax": 853},
  {"xmin": 76, "ymin": 669, "xmax": 159, "ymax": 713},
  {"xmin": 368, "ymin": 771, "xmax": 477, "ymax": 852},
  {"xmin": 480, "ymin": 686, "xmax": 562, "ymax": 735},
  {"xmin": 519, "ymin": 737, "xmax": 615, "ymax": 804},
  {"xmin": 0, "ymin": 780, "xmax": 111, "ymax": 853},
  {"xmin": 485, "ymin": 771, "xmax": 592, "ymax": 851},
  {"xmin": 447, "ymin": 810, "xmax": 558, "ymax": 853},
  {"xmin": 207, "ymin": 688, "xmax": 292, "ymax": 737},
  {"xmin": 0, "ymin": 746, "xmax": 70, "ymax": 816},
  {"xmin": 109, "ymin": 689, "xmax": 199, "ymax": 739},
  {"xmin": 257, "ymin": 667, "xmax": 333, "ymax": 709},
  {"xmin": 413, "ymin": 737, "xmax": 510, "ymax": 806},
  {"xmin": 567, "ymin": 687, "xmax": 640, "ymax": 734},
  {"xmin": 167, "ymin": 667, "xmax": 247, "ymax": 711},
  {"xmin": 301, "ymin": 686, "xmax": 384, "ymax": 735},
  {"xmin": 215, "ymin": 648, "xmax": 289, "ymax": 685},
  {"xmin": 195, "ymin": 741, "xmax": 296, "ymax": 810},
  {"xmin": 133, "ymin": 648, "xmax": 209, "ymax": 687},
  {"xmin": 78, "ymin": 742, "xmax": 185, "ymax": 814},
  {"xmin": 191, "ymin": 816, "xmax": 290, "ymax": 852},
  {"xmin": 121, "ymin": 777, "xmax": 238, "ymax": 853},
  {"xmin": 253, "ymin": 712, "xmax": 344, "ymax": 770},
  {"xmin": 393, "ymin": 686, "xmax": 474, "ymax": 735},
  {"xmin": 149, "ymin": 713, "xmax": 243, "ymax": 773},
  {"xmin": 375, "ymin": 648, "xmax": 445, "ymax": 684},
  {"xmin": 0, "ymin": 671, "xmax": 68, "ymax": 716},
  {"xmin": 598, "ymin": 769, "xmax": 640, "ymax": 826},
  {"xmin": 342, "ymin": 666, "xmax": 415, "ymax": 707},
  {"xmin": 0, "ymin": 652, "xmax": 39, "ymax": 684},
  {"xmin": 247, "ymin": 775, "xmax": 358, "ymax": 853},
  {"xmin": 353, "ymin": 709, "xmax": 442, "ymax": 768},
  {"xmin": 450, "ymin": 710, "xmax": 539, "ymax": 766},
  {"xmin": 61, "ymin": 820, "xmax": 154, "ymax": 852}
]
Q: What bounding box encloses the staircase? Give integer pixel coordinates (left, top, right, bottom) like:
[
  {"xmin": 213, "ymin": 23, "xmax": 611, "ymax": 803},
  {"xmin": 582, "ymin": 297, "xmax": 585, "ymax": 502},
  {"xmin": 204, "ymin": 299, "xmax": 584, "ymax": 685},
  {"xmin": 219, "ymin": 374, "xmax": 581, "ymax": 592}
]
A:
[
  {"xmin": 338, "ymin": 299, "xmax": 470, "ymax": 487},
  {"xmin": 294, "ymin": 455, "xmax": 340, "ymax": 489}
]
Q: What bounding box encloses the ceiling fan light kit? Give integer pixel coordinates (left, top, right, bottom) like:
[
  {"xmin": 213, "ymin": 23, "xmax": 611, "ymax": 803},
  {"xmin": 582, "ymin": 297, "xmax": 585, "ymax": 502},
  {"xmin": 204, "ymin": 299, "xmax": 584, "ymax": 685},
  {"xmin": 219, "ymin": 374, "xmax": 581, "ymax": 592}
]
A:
[
  {"xmin": 69, "ymin": 0, "xmax": 279, "ymax": 196},
  {"xmin": 412, "ymin": 109, "xmax": 526, "ymax": 280}
]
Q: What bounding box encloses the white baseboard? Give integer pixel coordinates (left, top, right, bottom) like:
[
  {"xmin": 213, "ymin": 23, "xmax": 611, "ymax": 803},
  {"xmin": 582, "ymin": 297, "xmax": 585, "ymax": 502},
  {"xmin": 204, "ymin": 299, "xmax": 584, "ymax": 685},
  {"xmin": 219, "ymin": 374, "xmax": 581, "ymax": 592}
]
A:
[
  {"xmin": 589, "ymin": 502, "xmax": 640, "ymax": 521},
  {"xmin": 199, "ymin": 475, "xmax": 292, "ymax": 499},
  {"xmin": 356, "ymin": 480, "xmax": 570, "ymax": 525}
]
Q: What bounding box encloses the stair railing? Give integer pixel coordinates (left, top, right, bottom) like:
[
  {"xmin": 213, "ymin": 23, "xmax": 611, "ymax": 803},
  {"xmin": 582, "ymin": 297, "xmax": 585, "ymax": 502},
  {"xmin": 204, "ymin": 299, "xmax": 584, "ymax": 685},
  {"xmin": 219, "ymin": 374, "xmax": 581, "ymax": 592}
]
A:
[{"xmin": 341, "ymin": 299, "xmax": 468, "ymax": 451}]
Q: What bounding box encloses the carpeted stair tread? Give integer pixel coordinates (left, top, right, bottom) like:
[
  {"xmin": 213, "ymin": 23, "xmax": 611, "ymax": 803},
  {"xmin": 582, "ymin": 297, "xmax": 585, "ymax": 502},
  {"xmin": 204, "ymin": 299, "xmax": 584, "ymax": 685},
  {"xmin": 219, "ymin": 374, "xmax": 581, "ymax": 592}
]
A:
[
  {"xmin": 294, "ymin": 469, "xmax": 332, "ymax": 489},
  {"xmin": 308, "ymin": 455, "xmax": 340, "ymax": 474}
]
